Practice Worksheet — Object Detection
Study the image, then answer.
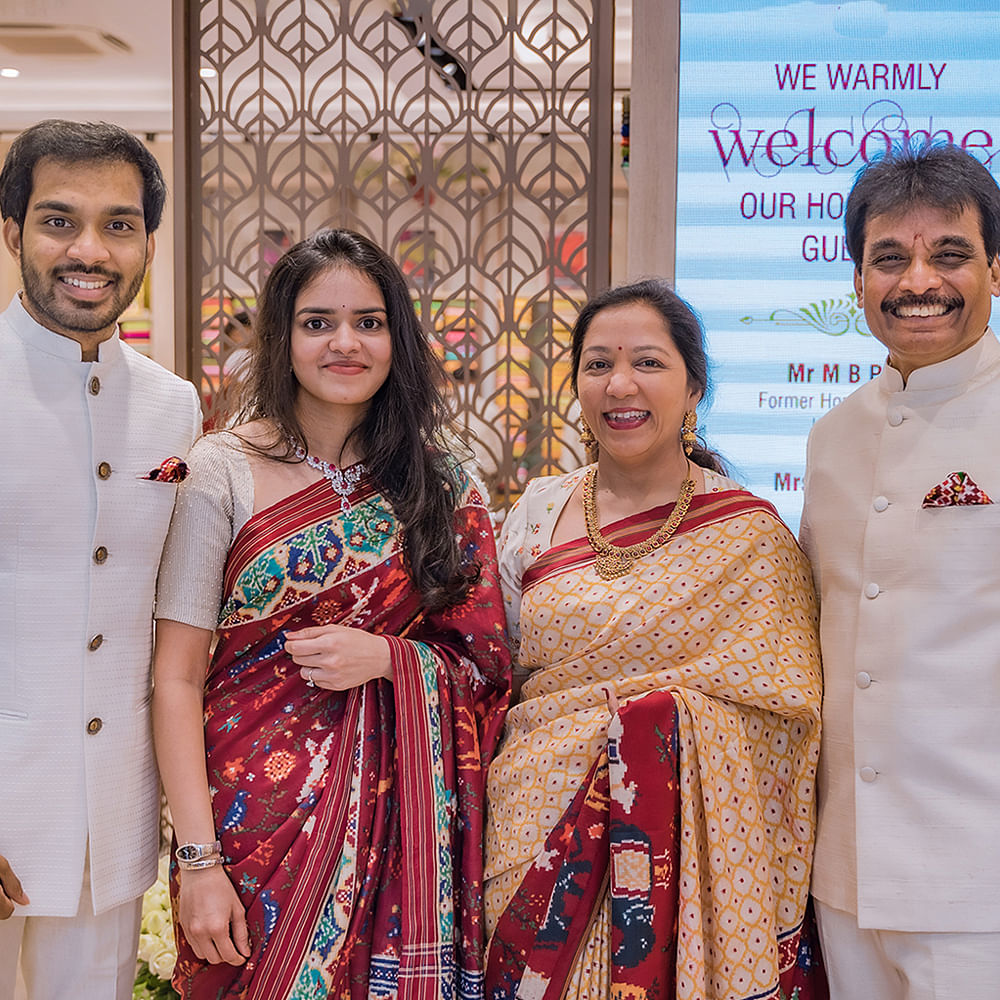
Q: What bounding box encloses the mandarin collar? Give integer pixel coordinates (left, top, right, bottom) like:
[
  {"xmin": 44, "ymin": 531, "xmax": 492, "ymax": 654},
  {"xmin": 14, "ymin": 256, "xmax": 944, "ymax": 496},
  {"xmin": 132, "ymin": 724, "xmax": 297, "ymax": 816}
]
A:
[
  {"xmin": 4, "ymin": 292, "xmax": 123, "ymax": 365},
  {"xmin": 878, "ymin": 328, "xmax": 999, "ymax": 395}
]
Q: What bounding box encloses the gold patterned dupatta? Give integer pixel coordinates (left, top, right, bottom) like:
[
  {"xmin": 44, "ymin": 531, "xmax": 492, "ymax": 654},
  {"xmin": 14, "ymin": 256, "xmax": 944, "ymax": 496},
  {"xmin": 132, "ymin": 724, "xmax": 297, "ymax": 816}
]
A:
[{"xmin": 485, "ymin": 482, "xmax": 825, "ymax": 999}]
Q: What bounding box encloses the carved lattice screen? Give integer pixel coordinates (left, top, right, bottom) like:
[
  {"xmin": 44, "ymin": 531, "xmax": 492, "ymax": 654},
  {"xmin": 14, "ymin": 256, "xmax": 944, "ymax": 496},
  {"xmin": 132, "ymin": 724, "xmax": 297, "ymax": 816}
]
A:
[{"xmin": 179, "ymin": 0, "xmax": 613, "ymax": 505}]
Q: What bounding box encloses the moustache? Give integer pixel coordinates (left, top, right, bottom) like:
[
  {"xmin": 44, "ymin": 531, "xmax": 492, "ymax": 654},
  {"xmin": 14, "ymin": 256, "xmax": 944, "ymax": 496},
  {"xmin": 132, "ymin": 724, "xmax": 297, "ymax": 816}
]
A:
[{"xmin": 881, "ymin": 293, "xmax": 962, "ymax": 313}]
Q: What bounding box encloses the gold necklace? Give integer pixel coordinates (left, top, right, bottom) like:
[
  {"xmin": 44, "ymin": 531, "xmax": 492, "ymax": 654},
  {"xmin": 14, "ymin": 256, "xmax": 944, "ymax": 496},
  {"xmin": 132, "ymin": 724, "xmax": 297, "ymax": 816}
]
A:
[{"xmin": 582, "ymin": 463, "xmax": 696, "ymax": 580}]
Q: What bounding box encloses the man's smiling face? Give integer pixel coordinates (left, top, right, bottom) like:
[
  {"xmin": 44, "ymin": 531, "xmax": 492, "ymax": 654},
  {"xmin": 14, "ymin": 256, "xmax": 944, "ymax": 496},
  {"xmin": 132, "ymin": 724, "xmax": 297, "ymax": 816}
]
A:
[
  {"xmin": 2, "ymin": 156, "xmax": 153, "ymax": 351},
  {"xmin": 855, "ymin": 202, "xmax": 1000, "ymax": 380}
]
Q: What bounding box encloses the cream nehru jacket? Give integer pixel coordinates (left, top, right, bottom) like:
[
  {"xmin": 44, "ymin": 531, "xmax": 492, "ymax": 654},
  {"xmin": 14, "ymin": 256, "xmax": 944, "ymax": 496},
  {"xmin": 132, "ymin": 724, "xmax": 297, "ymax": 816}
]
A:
[
  {"xmin": 801, "ymin": 330, "xmax": 1000, "ymax": 932},
  {"xmin": 0, "ymin": 294, "xmax": 201, "ymax": 915}
]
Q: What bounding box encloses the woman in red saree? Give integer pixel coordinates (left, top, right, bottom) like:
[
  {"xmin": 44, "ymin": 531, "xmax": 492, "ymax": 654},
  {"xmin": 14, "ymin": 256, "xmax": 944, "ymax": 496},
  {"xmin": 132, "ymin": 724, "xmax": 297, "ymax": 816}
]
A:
[
  {"xmin": 484, "ymin": 280, "xmax": 826, "ymax": 1000},
  {"xmin": 152, "ymin": 229, "xmax": 509, "ymax": 999}
]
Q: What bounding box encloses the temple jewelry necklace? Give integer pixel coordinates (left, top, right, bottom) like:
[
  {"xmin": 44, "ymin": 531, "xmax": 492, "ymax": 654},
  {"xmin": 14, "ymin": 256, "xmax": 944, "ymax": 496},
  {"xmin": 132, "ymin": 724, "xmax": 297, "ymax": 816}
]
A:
[
  {"xmin": 289, "ymin": 439, "xmax": 365, "ymax": 513},
  {"xmin": 582, "ymin": 462, "xmax": 696, "ymax": 580}
]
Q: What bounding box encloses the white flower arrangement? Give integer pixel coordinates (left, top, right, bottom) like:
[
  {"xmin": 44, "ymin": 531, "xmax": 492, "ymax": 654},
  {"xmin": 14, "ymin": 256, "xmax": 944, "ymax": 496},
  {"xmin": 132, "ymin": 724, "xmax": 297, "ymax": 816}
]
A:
[{"xmin": 133, "ymin": 854, "xmax": 180, "ymax": 999}]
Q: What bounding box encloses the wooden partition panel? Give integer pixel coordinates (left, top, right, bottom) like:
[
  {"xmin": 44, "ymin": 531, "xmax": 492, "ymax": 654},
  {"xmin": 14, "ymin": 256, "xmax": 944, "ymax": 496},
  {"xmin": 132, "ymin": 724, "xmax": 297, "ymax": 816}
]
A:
[{"xmin": 175, "ymin": 0, "xmax": 614, "ymax": 505}]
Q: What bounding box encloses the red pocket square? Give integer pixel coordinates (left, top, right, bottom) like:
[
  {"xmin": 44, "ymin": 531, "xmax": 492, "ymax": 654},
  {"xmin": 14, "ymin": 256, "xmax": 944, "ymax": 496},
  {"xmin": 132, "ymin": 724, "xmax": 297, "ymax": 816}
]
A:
[
  {"xmin": 140, "ymin": 456, "xmax": 189, "ymax": 483},
  {"xmin": 922, "ymin": 471, "xmax": 993, "ymax": 507}
]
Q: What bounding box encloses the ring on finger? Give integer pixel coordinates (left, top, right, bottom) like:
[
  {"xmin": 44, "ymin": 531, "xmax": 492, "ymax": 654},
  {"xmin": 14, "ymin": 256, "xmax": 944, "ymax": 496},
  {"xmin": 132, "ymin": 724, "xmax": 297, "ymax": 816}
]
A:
[{"xmin": 305, "ymin": 667, "xmax": 316, "ymax": 688}]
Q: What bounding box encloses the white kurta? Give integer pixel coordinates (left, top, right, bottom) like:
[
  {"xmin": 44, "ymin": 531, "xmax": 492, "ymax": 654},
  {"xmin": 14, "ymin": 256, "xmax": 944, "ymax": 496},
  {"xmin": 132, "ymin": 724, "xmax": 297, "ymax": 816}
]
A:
[
  {"xmin": 800, "ymin": 329, "xmax": 1000, "ymax": 932},
  {"xmin": 0, "ymin": 295, "xmax": 201, "ymax": 916}
]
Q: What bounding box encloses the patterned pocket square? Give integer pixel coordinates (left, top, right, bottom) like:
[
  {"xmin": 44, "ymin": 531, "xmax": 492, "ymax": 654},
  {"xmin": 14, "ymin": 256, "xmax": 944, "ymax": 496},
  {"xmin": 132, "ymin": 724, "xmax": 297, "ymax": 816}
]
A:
[
  {"xmin": 922, "ymin": 471, "xmax": 993, "ymax": 507},
  {"xmin": 140, "ymin": 456, "xmax": 189, "ymax": 483}
]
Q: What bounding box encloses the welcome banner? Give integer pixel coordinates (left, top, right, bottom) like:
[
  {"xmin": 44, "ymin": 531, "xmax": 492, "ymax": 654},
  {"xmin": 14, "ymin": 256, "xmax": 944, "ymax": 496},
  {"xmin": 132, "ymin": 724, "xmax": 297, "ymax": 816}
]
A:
[{"xmin": 675, "ymin": 0, "xmax": 1000, "ymax": 529}]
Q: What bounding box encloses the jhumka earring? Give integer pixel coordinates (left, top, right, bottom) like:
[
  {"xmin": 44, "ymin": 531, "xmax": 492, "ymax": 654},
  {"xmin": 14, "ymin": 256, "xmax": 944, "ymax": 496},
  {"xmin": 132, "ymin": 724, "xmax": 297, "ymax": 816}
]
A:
[
  {"xmin": 681, "ymin": 410, "xmax": 698, "ymax": 456},
  {"xmin": 579, "ymin": 417, "xmax": 596, "ymax": 450}
]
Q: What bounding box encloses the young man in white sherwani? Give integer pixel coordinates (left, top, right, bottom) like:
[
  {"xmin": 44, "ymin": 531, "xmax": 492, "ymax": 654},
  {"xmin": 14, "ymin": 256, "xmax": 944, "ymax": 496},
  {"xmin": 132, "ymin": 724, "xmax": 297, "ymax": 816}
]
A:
[
  {"xmin": 800, "ymin": 144, "xmax": 1000, "ymax": 999},
  {"xmin": 0, "ymin": 121, "xmax": 201, "ymax": 1000}
]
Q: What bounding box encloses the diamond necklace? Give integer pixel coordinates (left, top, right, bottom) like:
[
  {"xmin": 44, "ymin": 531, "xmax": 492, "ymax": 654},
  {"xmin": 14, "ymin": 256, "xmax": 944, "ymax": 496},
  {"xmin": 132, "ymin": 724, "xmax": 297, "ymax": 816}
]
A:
[
  {"xmin": 582, "ymin": 462, "xmax": 696, "ymax": 580},
  {"xmin": 289, "ymin": 439, "xmax": 366, "ymax": 513}
]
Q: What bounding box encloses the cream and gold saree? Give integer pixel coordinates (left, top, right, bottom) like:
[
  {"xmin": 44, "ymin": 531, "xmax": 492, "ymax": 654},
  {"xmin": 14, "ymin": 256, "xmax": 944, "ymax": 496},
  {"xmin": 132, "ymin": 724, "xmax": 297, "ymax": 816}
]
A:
[{"xmin": 484, "ymin": 467, "xmax": 826, "ymax": 1000}]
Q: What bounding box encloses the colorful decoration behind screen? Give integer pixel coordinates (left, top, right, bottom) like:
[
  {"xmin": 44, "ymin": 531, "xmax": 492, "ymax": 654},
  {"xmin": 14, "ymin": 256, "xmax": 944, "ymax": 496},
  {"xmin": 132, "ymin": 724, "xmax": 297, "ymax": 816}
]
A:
[{"xmin": 675, "ymin": 0, "xmax": 1000, "ymax": 530}]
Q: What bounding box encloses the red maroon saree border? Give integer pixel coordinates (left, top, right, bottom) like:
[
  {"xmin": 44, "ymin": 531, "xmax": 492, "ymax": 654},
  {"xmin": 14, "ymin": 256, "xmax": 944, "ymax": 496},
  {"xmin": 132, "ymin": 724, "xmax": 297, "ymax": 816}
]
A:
[{"xmin": 522, "ymin": 489, "xmax": 782, "ymax": 591}]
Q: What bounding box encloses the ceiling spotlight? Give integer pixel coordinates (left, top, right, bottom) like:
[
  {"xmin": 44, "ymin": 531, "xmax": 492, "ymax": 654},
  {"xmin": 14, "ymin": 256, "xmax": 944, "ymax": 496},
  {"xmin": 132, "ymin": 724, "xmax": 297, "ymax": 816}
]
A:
[
  {"xmin": 199, "ymin": 66, "xmax": 217, "ymax": 79},
  {"xmin": 0, "ymin": 67, "xmax": 20, "ymax": 78}
]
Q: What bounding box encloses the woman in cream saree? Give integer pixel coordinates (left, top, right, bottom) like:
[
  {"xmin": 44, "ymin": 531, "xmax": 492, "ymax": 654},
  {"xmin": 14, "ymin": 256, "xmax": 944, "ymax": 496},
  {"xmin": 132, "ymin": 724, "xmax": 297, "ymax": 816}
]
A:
[{"xmin": 483, "ymin": 279, "xmax": 825, "ymax": 1000}]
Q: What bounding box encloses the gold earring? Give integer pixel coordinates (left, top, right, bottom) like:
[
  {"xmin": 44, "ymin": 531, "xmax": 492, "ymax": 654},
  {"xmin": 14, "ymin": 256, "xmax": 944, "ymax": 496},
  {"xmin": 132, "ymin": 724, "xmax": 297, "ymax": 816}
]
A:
[
  {"xmin": 681, "ymin": 410, "xmax": 697, "ymax": 456},
  {"xmin": 579, "ymin": 417, "xmax": 596, "ymax": 449}
]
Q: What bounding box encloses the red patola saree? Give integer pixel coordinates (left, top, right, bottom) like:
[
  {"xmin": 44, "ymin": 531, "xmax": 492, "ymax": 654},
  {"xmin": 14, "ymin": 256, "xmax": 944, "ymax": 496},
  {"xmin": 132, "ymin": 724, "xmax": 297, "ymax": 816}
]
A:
[{"xmin": 170, "ymin": 469, "xmax": 510, "ymax": 1000}]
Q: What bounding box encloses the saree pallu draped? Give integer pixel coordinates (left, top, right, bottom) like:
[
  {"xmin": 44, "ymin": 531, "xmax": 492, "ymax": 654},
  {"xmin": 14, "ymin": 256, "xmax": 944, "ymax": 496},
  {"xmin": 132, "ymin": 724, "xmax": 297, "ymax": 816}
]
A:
[
  {"xmin": 485, "ymin": 485, "xmax": 825, "ymax": 1000},
  {"xmin": 171, "ymin": 471, "xmax": 510, "ymax": 1000}
]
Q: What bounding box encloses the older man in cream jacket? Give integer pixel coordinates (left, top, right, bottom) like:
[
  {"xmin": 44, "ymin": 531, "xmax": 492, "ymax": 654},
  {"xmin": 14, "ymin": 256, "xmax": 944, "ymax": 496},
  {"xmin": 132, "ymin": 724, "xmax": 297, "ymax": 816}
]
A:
[
  {"xmin": 0, "ymin": 121, "xmax": 200, "ymax": 1000},
  {"xmin": 801, "ymin": 143, "xmax": 1000, "ymax": 1000}
]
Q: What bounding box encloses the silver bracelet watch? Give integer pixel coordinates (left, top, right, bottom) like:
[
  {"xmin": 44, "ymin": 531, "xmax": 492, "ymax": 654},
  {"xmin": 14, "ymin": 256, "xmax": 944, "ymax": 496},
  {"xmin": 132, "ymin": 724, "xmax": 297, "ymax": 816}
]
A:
[{"xmin": 176, "ymin": 840, "xmax": 222, "ymax": 863}]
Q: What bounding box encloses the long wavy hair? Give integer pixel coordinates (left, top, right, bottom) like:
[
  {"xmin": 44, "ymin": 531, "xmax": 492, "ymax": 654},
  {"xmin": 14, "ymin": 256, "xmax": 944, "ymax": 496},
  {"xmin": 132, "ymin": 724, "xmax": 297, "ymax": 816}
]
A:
[
  {"xmin": 231, "ymin": 228, "xmax": 477, "ymax": 610},
  {"xmin": 569, "ymin": 278, "xmax": 728, "ymax": 475}
]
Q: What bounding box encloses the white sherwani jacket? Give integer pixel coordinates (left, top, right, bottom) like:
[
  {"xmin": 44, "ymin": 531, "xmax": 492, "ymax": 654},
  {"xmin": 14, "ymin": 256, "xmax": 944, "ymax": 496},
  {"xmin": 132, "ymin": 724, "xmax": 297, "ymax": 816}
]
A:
[
  {"xmin": 0, "ymin": 295, "xmax": 200, "ymax": 915},
  {"xmin": 800, "ymin": 330, "xmax": 1000, "ymax": 932}
]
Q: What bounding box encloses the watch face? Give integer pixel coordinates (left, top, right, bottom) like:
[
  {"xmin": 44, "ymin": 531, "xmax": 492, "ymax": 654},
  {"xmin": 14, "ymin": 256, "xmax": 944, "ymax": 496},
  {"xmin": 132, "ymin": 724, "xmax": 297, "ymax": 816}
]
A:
[{"xmin": 177, "ymin": 845, "xmax": 199, "ymax": 861}]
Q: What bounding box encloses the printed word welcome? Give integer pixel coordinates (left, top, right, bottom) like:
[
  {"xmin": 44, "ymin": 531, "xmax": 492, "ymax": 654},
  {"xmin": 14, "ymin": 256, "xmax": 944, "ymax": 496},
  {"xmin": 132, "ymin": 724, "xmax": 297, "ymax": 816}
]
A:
[{"xmin": 709, "ymin": 103, "xmax": 997, "ymax": 176}]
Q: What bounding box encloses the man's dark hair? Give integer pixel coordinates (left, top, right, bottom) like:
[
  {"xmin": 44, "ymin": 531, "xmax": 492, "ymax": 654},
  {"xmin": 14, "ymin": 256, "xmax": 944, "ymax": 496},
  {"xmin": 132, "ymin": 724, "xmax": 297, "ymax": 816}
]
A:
[
  {"xmin": 0, "ymin": 119, "xmax": 166, "ymax": 234},
  {"xmin": 845, "ymin": 143, "xmax": 1000, "ymax": 269}
]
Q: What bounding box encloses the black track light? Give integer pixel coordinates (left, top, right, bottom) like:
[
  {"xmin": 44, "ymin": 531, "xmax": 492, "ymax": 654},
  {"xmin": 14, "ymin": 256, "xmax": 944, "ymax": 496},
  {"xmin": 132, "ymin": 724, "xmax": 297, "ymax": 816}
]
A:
[{"xmin": 393, "ymin": 13, "xmax": 471, "ymax": 92}]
